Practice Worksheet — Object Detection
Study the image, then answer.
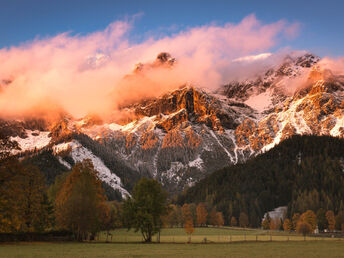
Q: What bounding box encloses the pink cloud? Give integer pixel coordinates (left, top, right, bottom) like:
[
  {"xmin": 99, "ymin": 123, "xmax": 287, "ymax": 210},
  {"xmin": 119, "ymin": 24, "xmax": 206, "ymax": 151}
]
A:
[{"xmin": 0, "ymin": 14, "xmax": 300, "ymax": 120}]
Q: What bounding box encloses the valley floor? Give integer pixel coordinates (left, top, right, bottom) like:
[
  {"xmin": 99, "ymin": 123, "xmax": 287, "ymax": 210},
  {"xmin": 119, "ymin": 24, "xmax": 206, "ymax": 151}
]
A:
[
  {"xmin": 1, "ymin": 228, "xmax": 344, "ymax": 257},
  {"xmin": 1, "ymin": 241, "xmax": 344, "ymax": 258}
]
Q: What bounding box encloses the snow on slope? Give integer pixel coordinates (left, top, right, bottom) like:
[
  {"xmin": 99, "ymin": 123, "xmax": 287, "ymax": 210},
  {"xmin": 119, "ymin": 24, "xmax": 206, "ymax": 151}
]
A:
[
  {"xmin": 9, "ymin": 130, "xmax": 51, "ymax": 154},
  {"xmin": 331, "ymin": 116, "xmax": 344, "ymax": 137},
  {"xmin": 53, "ymin": 140, "xmax": 130, "ymax": 198},
  {"xmin": 244, "ymin": 90, "xmax": 273, "ymax": 112}
]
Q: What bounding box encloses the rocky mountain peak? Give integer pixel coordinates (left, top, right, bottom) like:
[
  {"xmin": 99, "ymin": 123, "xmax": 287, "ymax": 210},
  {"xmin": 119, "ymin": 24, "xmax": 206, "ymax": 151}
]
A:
[{"xmin": 134, "ymin": 52, "xmax": 176, "ymax": 72}]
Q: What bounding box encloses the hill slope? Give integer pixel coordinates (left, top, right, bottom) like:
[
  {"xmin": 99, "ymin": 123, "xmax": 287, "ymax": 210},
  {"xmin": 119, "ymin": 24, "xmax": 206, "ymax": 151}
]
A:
[{"xmin": 176, "ymin": 135, "xmax": 344, "ymax": 227}]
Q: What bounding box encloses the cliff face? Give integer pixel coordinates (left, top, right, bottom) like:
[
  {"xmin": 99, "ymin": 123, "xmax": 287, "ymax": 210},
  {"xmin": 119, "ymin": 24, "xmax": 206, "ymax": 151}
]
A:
[{"xmin": 1, "ymin": 53, "xmax": 343, "ymax": 194}]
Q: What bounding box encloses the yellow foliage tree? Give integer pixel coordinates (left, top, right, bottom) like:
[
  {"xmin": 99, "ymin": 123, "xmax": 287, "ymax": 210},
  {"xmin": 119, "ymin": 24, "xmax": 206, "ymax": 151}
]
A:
[
  {"xmin": 262, "ymin": 218, "xmax": 270, "ymax": 230},
  {"xmin": 300, "ymin": 210, "xmax": 317, "ymax": 232},
  {"xmin": 292, "ymin": 213, "xmax": 300, "ymax": 230},
  {"xmin": 283, "ymin": 218, "xmax": 293, "ymax": 232}
]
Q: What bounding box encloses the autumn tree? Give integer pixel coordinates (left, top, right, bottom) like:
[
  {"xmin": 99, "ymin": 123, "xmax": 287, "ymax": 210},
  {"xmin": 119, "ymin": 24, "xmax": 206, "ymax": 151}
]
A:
[
  {"xmin": 196, "ymin": 203, "xmax": 208, "ymax": 226},
  {"xmin": 216, "ymin": 212, "xmax": 224, "ymax": 227},
  {"xmin": 0, "ymin": 159, "xmax": 50, "ymax": 233},
  {"xmin": 55, "ymin": 159, "xmax": 108, "ymax": 241},
  {"xmin": 184, "ymin": 218, "xmax": 194, "ymax": 243},
  {"xmin": 209, "ymin": 208, "xmax": 218, "ymax": 226},
  {"xmin": 269, "ymin": 218, "xmax": 281, "ymax": 230},
  {"xmin": 262, "ymin": 213, "xmax": 271, "ymax": 230},
  {"xmin": 47, "ymin": 171, "xmax": 71, "ymax": 203},
  {"xmin": 122, "ymin": 178, "xmax": 167, "ymax": 242},
  {"xmin": 283, "ymin": 218, "xmax": 293, "ymax": 232},
  {"xmin": 102, "ymin": 201, "xmax": 122, "ymax": 242},
  {"xmin": 189, "ymin": 203, "xmax": 197, "ymax": 225},
  {"xmin": 230, "ymin": 216, "xmax": 237, "ymax": 227},
  {"xmin": 335, "ymin": 211, "xmax": 344, "ymax": 231},
  {"xmin": 161, "ymin": 204, "xmax": 177, "ymax": 228},
  {"xmin": 298, "ymin": 210, "xmax": 317, "ymax": 233},
  {"xmin": 296, "ymin": 221, "xmax": 312, "ymax": 236},
  {"xmin": 326, "ymin": 210, "xmax": 335, "ymax": 231},
  {"xmin": 182, "ymin": 204, "xmax": 192, "ymax": 225},
  {"xmin": 292, "ymin": 213, "xmax": 300, "ymax": 230},
  {"xmin": 239, "ymin": 212, "xmax": 249, "ymax": 228}
]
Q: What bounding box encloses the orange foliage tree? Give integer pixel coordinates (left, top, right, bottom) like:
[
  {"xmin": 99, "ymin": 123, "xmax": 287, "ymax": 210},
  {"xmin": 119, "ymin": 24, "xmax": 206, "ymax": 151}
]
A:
[
  {"xmin": 326, "ymin": 210, "xmax": 335, "ymax": 231},
  {"xmin": 216, "ymin": 212, "xmax": 224, "ymax": 227},
  {"xmin": 230, "ymin": 216, "xmax": 237, "ymax": 227},
  {"xmin": 196, "ymin": 203, "xmax": 207, "ymax": 226},
  {"xmin": 300, "ymin": 210, "xmax": 317, "ymax": 232},
  {"xmin": 184, "ymin": 218, "xmax": 194, "ymax": 243},
  {"xmin": 55, "ymin": 159, "xmax": 108, "ymax": 241}
]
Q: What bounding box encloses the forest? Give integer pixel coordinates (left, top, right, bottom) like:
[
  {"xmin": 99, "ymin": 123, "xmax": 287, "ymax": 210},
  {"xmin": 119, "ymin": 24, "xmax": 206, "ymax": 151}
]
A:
[{"xmin": 176, "ymin": 135, "xmax": 344, "ymax": 228}]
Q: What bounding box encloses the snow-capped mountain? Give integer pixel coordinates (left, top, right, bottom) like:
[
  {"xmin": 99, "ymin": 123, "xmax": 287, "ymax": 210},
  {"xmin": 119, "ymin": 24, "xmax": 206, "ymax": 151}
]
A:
[{"xmin": 1, "ymin": 52, "xmax": 343, "ymax": 196}]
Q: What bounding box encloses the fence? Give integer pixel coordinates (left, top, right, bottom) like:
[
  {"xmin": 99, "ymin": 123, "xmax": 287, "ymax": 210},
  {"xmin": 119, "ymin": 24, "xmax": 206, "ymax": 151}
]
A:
[{"xmin": 97, "ymin": 233, "xmax": 344, "ymax": 244}]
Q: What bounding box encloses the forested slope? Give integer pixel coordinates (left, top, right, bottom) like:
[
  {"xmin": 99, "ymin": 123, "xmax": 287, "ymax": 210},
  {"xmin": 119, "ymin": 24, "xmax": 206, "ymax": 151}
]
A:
[{"xmin": 177, "ymin": 135, "xmax": 344, "ymax": 227}]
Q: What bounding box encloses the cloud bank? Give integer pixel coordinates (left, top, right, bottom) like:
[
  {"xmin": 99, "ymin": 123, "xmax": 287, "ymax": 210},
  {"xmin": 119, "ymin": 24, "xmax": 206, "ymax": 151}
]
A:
[{"xmin": 0, "ymin": 14, "xmax": 300, "ymax": 119}]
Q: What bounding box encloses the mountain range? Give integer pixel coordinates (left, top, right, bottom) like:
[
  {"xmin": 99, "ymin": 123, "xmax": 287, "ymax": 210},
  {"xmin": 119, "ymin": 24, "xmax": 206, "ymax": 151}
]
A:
[{"xmin": 0, "ymin": 52, "xmax": 343, "ymax": 198}]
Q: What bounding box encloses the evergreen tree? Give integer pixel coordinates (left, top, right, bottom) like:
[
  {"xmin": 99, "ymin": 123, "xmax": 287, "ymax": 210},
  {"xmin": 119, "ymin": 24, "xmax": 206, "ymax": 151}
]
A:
[{"xmin": 316, "ymin": 208, "xmax": 327, "ymax": 232}]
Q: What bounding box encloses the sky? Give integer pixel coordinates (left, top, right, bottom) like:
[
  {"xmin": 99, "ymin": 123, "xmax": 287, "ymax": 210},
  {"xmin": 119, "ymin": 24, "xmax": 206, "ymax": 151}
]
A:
[
  {"xmin": 0, "ymin": 0, "xmax": 343, "ymax": 120},
  {"xmin": 0, "ymin": 0, "xmax": 343, "ymax": 57}
]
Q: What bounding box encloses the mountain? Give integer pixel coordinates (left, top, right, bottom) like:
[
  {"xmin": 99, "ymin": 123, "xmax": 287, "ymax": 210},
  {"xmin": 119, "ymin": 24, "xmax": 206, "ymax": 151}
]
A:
[
  {"xmin": 0, "ymin": 52, "xmax": 343, "ymax": 197},
  {"xmin": 176, "ymin": 135, "xmax": 344, "ymax": 227}
]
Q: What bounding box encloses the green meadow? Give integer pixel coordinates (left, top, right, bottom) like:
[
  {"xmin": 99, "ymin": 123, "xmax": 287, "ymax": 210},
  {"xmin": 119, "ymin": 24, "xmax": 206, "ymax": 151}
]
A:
[{"xmin": 1, "ymin": 227, "xmax": 343, "ymax": 258}]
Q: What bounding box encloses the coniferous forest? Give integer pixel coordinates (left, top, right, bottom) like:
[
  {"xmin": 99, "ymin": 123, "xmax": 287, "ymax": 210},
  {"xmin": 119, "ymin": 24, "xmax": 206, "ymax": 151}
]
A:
[{"xmin": 176, "ymin": 135, "xmax": 344, "ymax": 228}]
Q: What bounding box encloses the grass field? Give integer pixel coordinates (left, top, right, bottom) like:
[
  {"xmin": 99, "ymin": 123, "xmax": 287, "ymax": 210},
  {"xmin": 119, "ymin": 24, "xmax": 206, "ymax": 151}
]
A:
[
  {"xmin": 96, "ymin": 227, "xmax": 342, "ymax": 243},
  {"xmin": 1, "ymin": 227, "xmax": 343, "ymax": 258},
  {"xmin": 1, "ymin": 241, "xmax": 344, "ymax": 258}
]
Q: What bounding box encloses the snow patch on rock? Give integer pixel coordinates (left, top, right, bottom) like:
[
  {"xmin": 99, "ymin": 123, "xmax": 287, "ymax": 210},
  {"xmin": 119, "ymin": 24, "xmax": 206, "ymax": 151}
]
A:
[{"xmin": 10, "ymin": 130, "xmax": 51, "ymax": 154}]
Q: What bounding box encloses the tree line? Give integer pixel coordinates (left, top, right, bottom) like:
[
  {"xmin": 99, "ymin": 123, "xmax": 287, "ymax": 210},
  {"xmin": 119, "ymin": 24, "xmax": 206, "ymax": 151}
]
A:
[
  {"xmin": 0, "ymin": 158, "xmax": 122, "ymax": 241},
  {"xmin": 0, "ymin": 158, "xmax": 227, "ymax": 242},
  {"xmin": 260, "ymin": 209, "xmax": 344, "ymax": 235}
]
